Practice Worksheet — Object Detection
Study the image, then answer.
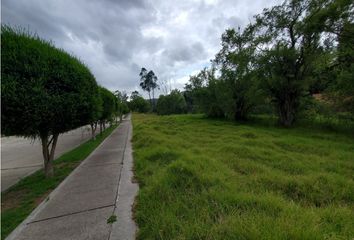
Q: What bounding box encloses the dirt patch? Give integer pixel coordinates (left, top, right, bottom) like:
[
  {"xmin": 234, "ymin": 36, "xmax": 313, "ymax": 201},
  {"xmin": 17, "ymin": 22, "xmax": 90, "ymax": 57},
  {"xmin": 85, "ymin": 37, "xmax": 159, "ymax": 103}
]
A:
[{"xmin": 1, "ymin": 189, "xmax": 29, "ymax": 211}]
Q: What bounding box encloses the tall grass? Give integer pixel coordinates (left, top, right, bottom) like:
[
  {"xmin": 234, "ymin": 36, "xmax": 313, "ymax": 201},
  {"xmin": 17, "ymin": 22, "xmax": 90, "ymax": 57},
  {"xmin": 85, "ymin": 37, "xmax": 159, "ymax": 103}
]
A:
[{"xmin": 132, "ymin": 113, "xmax": 354, "ymax": 239}]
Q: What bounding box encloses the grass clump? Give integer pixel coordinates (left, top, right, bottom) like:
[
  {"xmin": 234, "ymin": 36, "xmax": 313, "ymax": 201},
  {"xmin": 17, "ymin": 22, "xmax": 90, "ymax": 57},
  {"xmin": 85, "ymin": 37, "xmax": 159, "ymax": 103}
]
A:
[
  {"xmin": 1, "ymin": 125, "xmax": 117, "ymax": 239},
  {"xmin": 107, "ymin": 214, "xmax": 117, "ymax": 224},
  {"xmin": 132, "ymin": 113, "xmax": 354, "ymax": 240}
]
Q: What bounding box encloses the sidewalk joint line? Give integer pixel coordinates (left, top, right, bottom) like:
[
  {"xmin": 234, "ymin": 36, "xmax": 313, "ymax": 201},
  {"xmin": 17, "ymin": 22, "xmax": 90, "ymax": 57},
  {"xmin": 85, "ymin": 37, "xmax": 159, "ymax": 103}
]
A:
[
  {"xmin": 107, "ymin": 121, "xmax": 130, "ymax": 240},
  {"xmin": 27, "ymin": 204, "xmax": 115, "ymax": 225}
]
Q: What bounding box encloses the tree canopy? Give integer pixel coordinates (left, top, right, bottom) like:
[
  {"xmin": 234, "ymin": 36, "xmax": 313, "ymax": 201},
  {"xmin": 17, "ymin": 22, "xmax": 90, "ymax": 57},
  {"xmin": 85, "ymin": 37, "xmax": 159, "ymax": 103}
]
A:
[
  {"xmin": 139, "ymin": 67, "xmax": 159, "ymax": 110},
  {"xmin": 156, "ymin": 90, "xmax": 187, "ymax": 115},
  {"xmin": 1, "ymin": 25, "xmax": 100, "ymax": 176}
]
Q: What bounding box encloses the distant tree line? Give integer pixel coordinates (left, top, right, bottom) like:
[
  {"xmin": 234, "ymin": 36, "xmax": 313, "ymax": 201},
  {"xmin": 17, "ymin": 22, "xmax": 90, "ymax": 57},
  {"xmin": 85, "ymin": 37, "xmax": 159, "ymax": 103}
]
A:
[
  {"xmin": 1, "ymin": 26, "xmax": 128, "ymax": 177},
  {"xmin": 184, "ymin": 0, "xmax": 353, "ymax": 127}
]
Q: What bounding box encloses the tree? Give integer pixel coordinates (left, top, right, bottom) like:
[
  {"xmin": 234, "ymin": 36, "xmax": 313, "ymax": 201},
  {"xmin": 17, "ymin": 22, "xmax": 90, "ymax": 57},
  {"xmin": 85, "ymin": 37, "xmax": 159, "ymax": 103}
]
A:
[
  {"xmin": 128, "ymin": 91, "xmax": 151, "ymax": 113},
  {"xmin": 139, "ymin": 68, "xmax": 159, "ymax": 110},
  {"xmin": 114, "ymin": 90, "xmax": 129, "ymax": 122},
  {"xmin": 310, "ymin": 0, "xmax": 354, "ymax": 113},
  {"xmin": 254, "ymin": 0, "xmax": 325, "ymax": 126},
  {"xmin": 156, "ymin": 90, "xmax": 187, "ymax": 115},
  {"xmin": 214, "ymin": 26, "xmax": 263, "ymax": 120},
  {"xmin": 1, "ymin": 26, "xmax": 99, "ymax": 177},
  {"xmin": 98, "ymin": 87, "xmax": 116, "ymax": 133},
  {"xmin": 185, "ymin": 68, "xmax": 225, "ymax": 118},
  {"xmin": 89, "ymin": 89, "xmax": 103, "ymax": 140}
]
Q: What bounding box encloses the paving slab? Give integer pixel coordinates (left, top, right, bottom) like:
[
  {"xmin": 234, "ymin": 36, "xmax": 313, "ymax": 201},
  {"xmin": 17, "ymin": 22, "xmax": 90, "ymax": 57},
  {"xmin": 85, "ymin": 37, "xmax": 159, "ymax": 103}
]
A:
[
  {"xmin": 7, "ymin": 115, "xmax": 138, "ymax": 240},
  {"xmin": 14, "ymin": 207, "xmax": 114, "ymax": 240}
]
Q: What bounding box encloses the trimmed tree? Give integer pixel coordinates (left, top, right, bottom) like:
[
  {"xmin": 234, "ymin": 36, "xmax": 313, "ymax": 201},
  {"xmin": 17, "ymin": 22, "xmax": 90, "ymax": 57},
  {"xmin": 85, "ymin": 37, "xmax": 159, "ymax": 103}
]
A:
[
  {"xmin": 1, "ymin": 26, "xmax": 99, "ymax": 177},
  {"xmin": 114, "ymin": 90, "xmax": 129, "ymax": 122},
  {"xmin": 89, "ymin": 89, "xmax": 103, "ymax": 140},
  {"xmin": 98, "ymin": 87, "xmax": 116, "ymax": 133}
]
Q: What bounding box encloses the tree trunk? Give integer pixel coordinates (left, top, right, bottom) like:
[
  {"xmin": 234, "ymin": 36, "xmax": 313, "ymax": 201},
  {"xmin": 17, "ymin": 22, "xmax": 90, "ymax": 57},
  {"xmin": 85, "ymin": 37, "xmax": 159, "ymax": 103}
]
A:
[
  {"xmin": 278, "ymin": 98, "xmax": 296, "ymax": 127},
  {"xmin": 152, "ymin": 89, "xmax": 155, "ymax": 112},
  {"xmin": 40, "ymin": 133, "xmax": 59, "ymax": 178},
  {"xmin": 100, "ymin": 121, "xmax": 103, "ymax": 134},
  {"xmin": 90, "ymin": 123, "xmax": 97, "ymax": 140},
  {"xmin": 148, "ymin": 91, "xmax": 152, "ymax": 109}
]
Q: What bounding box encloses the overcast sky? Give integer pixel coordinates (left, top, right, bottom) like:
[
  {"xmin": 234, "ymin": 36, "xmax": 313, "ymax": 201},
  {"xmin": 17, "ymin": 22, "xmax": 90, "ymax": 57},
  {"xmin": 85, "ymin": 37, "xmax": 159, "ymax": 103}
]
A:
[{"xmin": 2, "ymin": 0, "xmax": 282, "ymax": 96}]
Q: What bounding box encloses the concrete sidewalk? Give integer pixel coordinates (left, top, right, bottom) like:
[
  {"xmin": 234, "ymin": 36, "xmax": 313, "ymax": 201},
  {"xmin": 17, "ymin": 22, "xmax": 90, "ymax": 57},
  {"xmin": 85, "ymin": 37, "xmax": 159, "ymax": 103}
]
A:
[{"xmin": 6, "ymin": 116, "xmax": 138, "ymax": 240}]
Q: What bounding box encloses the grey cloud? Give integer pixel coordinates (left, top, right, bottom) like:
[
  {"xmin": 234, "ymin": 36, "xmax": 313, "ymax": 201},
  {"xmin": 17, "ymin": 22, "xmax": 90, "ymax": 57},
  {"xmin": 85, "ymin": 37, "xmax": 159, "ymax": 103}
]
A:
[
  {"xmin": 2, "ymin": 0, "xmax": 282, "ymax": 94},
  {"xmin": 163, "ymin": 41, "xmax": 206, "ymax": 64}
]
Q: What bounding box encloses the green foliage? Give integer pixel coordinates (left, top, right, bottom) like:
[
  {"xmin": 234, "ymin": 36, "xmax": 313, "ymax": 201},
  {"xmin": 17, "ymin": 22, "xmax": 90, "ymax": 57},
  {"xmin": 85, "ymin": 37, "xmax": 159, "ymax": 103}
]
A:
[
  {"xmin": 329, "ymin": 21, "xmax": 354, "ymax": 113},
  {"xmin": 129, "ymin": 91, "xmax": 151, "ymax": 113},
  {"xmin": 254, "ymin": 0, "xmax": 327, "ymax": 126},
  {"xmin": 214, "ymin": 26, "xmax": 263, "ymax": 120},
  {"xmin": 133, "ymin": 113, "xmax": 354, "ymax": 239},
  {"xmin": 107, "ymin": 215, "xmax": 117, "ymax": 224},
  {"xmin": 1, "ymin": 25, "xmax": 99, "ymax": 137},
  {"xmin": 114, "ymin": 90, "xmax": 129, "ymax": 121},
  {"xmin": 185, "ymin": 68, "xmax": 225, "ymax": 118},
  {"xmin": 139, "ymin": 68, "xmax": 159, "ymax": 110},
  {"xmin": 156, "ymin": 89, "xmax": 187, "ymax": 115},
  {"xmin": 98, "ymin": 86, "xmax": 116, "ymax": 122}
]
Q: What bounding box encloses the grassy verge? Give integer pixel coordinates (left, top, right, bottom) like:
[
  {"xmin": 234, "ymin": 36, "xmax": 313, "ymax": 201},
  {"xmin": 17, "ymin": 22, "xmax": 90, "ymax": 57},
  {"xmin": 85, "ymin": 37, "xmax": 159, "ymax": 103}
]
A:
[
  {"xmin": 1, "ymin": 124, "xmax": 117, "ymax": 239},
  {"xmin": 132, "ymin": 113, "xmax": 354, "ymax": 239}
]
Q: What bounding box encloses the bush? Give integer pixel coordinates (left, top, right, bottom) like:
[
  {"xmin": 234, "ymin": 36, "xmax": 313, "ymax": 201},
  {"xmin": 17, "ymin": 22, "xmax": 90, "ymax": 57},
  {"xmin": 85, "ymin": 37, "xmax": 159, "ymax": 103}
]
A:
[
  {"xmin": 129, "ymin": 95, "xmax": 151, "ymax": 113},
  {"xmin": 156, "ymin": 90, "xmax": 187, "ymax": 115}
]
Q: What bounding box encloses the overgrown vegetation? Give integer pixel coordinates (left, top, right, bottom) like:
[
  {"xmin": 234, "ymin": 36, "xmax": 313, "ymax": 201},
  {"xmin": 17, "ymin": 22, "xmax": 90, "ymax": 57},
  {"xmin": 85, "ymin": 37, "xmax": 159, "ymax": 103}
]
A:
[
  {"xmin": 185, "ymin": 0, "xmax": 353, "ymax": 127},
  {"xmin": 133, "ymin": 113, "xmax": 354, "ymax": 239},
  {"xmin": 128, "ymin": 90, "xmax": 151, "ymax": 113},
  {"xmin": 156, "ymin": 89, "xmax": 187, "ymax": 115},
  {"xmin": 1, "ymin": 125, "xmax": 117, "ymax": 240}
]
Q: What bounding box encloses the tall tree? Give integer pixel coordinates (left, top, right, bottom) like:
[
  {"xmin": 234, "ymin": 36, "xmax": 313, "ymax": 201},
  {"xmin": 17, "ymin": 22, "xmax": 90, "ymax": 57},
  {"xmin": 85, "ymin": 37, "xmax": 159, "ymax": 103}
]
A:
[
  {"xmin": 139, "ymin": 68, "xmax": 159, "ymax": 110},
  {"xmin": 254, "ymin": 0, "xmax": 324, "ymax": 126},
  {"xmin": 214, "ymin": 25, "xmax": 262, "ymax": 120},
  {"xmin": 1, "ymin": 26, "xmax": 99, "ymax": 177}
]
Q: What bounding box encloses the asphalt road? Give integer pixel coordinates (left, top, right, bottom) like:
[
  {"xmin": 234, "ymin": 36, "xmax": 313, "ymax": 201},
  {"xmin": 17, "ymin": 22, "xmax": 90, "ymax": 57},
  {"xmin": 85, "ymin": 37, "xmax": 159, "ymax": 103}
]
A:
[{"xmin": 1, "ymin": 126, "xmax": 94, "ymax": 191}]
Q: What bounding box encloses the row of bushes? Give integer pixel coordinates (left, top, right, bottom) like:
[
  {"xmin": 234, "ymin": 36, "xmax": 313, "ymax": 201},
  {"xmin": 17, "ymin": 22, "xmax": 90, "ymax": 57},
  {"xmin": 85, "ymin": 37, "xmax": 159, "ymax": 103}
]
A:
[{"xmin": 1, "ymin": 26, "xmax": 126, "ymax": 177}]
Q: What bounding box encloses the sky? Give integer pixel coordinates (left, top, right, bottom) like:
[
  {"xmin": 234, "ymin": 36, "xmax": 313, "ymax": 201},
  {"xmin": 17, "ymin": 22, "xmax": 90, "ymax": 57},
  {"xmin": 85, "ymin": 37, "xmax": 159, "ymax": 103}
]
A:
[{"xmin": 2, "ymin": 0, "xmax": 282, "ymax": 96}]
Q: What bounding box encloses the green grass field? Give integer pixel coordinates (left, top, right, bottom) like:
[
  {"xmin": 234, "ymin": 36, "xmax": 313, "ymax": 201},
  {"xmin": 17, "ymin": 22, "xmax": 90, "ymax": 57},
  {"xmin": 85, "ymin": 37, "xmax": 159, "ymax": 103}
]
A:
[
  {"xmin": 132, "ymin": 113, "xmax": 354, "ymax": 240},
  {"xmin": 1, "ymin": 125, "xmax": 117, "ymax": 239}
]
